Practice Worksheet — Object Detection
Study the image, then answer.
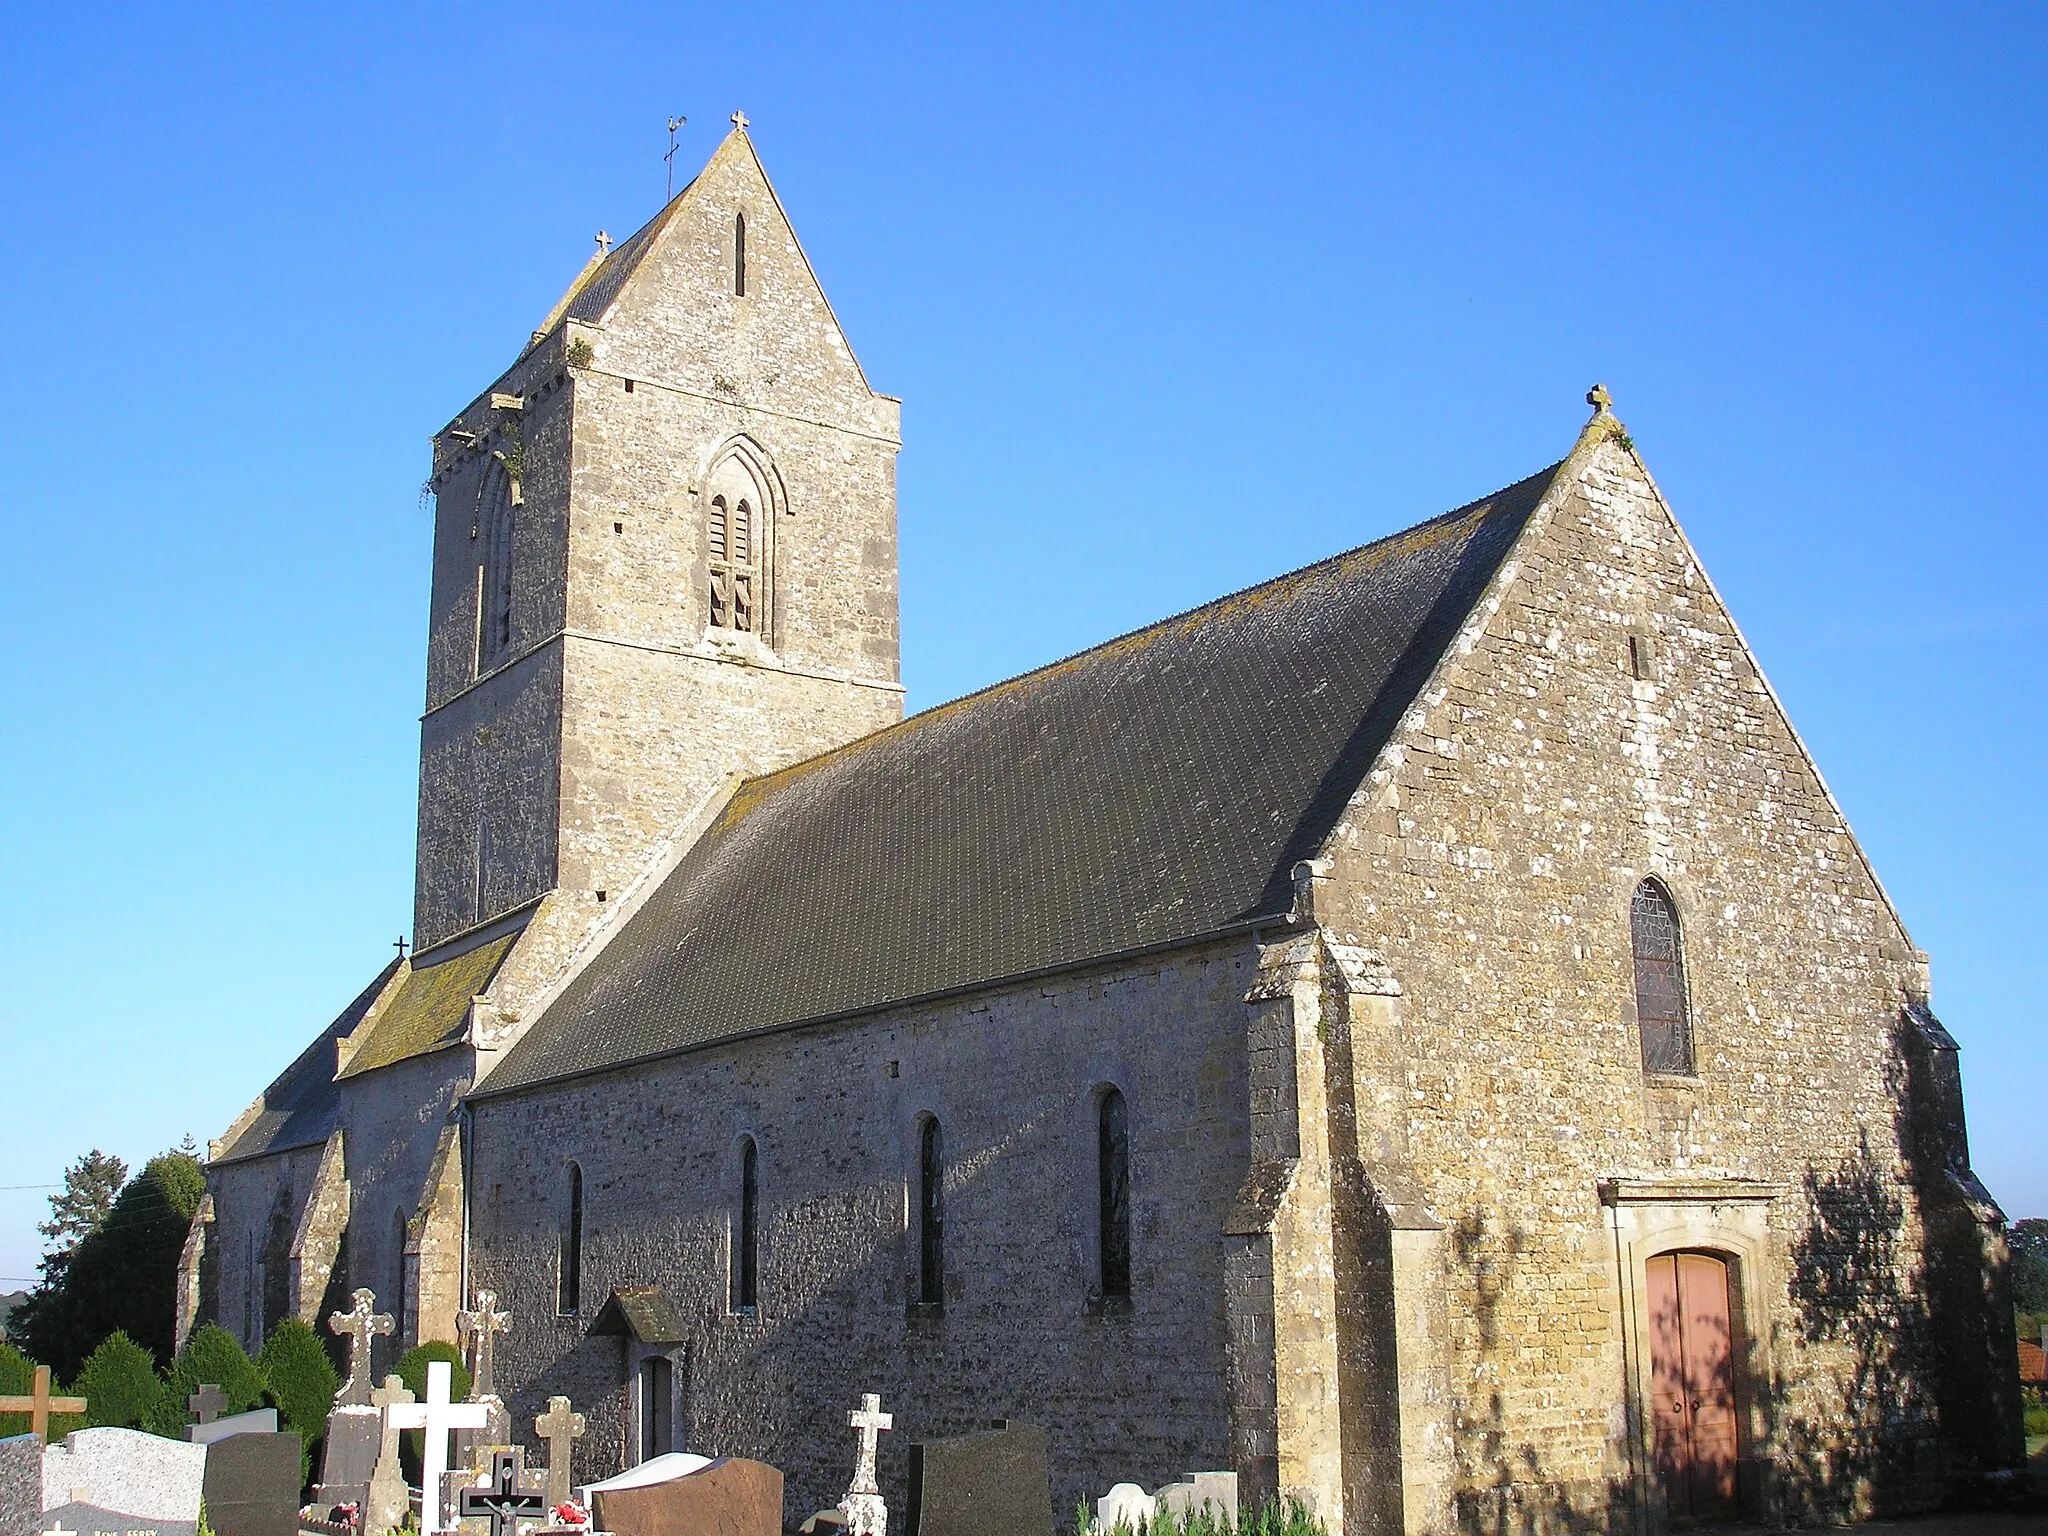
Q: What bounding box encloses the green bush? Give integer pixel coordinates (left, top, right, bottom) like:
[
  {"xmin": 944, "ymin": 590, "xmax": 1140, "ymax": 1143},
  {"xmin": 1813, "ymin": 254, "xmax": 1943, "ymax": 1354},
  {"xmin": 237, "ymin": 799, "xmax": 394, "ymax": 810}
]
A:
[
  {"xmin": 2025, "ymin": 1403, "xmax": 2048, "ymax": 1438},
  {"xmin": 259, "ymin": 1317, "xmax": 340, "ymax": 1484},
  {"xmin": 393, "ymin": 1340, "xmax": 468, "ymax": 1404},
  {"xmin": 77, "ymin": 1331, "xmax": 164, "ymax": 1430},
  {"xmin": 155, "ymin": 1323, "xmax": 268, "ymax": 1436},
  {"xmin": 0, "ymin": 1341, "xmax": 39, "ymax": 1438}
]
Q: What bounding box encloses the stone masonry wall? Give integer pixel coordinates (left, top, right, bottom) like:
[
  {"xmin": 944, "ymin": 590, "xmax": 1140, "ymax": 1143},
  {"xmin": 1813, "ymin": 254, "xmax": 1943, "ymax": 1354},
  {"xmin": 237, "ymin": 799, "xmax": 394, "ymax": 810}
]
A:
[
  {"xmin": 469, "ymin": 939, "xmax": 1256, "ymax": 1518},
  {"xmin": 1315, "ymin": 433, "xmax": 1952, "ymax": 1526},
  {"xmin": 202, "ymin": 1141, "xmax": 328, "ymax": 1356}
]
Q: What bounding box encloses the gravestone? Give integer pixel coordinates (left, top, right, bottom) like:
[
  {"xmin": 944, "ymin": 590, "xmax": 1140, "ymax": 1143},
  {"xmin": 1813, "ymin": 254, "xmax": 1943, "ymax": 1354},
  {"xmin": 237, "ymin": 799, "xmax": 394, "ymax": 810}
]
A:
[
  {"xmin": 535, "ymin": 1396, "xmax": 586, "ymax": 1509},
  {"xmin": 578, "ymin": 1453, "xmax": 712, "ymax": 1503},
  {"xmin": 1155, "ymin": 1472, "xmax": 1237, "ymax": 1525},
  {"xmin": 186, "ymin": 1408, "xmax": 279, "ymax": 1445},
  {"xmin": 457, "ymin": 1451, "xmax": 546, "ymax": 1536},
  {"xmin": 201, "ymin": 1432, "xmax": 302, "ymax": 1536},
  {"xmin": 383, "ymin": 1360, "xmax": 488, "ymax": 1534},
  {"xmin": 454, "ymin": 1290, "xmax": 512, "ymax": 1469},
  {"xmin": 589, "ymin": 1456, "xmax": 782, "ymax": 1536},
  {"xmin": 41, "ymin": 1427, "xmax": 207, "ymax": 1536},
  {"xmin": 1, "ymin": 1433, "xmax": 38, "ymax": 1536},
  {"xmin": 319, "ymin": 1287, "xmax": 394, "ymax": 1511},
  {"xmin": 362, "ymin": 1375, "xmax": 414, "ymax": 1536},
  {"xmin": 1094, "ymin": 1484, "xmax": 1154, "ymax": 1532},
  {"xmin": 188, "ymin": 1386, "xmax": 227, "ymax": 1426},
  {"xmin": 838, "ymin": 1394, "xmax": 892, "ymax": 1536},
  {"xmin": 907, "ymin": 1420, "xmax": 1052, "ymax": 1536}
]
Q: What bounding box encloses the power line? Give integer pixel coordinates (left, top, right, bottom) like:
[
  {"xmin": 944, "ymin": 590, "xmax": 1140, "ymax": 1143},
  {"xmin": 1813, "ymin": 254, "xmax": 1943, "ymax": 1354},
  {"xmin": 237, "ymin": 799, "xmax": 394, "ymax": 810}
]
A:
[{"xmin": 0, "ymin": 1184, "xmax": 61, "ymax": 1191}]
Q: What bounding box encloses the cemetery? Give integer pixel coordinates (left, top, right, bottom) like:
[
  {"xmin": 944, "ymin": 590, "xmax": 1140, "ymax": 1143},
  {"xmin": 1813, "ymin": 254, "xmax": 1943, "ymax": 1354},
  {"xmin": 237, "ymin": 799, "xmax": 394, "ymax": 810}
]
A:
[{"xmin": 1, "ymin": 1280, "xmax": 1277, "ymax": 1536}]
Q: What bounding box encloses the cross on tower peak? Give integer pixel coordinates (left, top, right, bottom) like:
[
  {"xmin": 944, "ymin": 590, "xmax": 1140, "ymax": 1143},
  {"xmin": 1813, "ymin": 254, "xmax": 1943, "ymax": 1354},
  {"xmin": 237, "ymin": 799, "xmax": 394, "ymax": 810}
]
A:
[{"xmin": 731, "ymin": 109, "xmax": 749, "ymax": 132}]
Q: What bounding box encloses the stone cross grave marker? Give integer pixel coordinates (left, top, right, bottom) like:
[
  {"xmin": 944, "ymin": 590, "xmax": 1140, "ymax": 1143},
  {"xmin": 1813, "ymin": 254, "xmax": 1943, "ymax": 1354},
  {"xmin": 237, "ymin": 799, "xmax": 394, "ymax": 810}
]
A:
[
  {"xmin": 457, "ymin": 1451, "xmax": 546, "ymax": 1536},
  {"xmin": 455, "ymin": 1289, "xmax": 511, "ymax": 1400},
  {"xmin": 362, "ymin": 1375, "xmax": 414, "ymax": 1536},
  {"xmin": 187, "ymin": 1385, "xmax": 227, "ymax": 1425},
  {"xmin": 534, "ymin": 1395, "xmax": 586, "ymax": 1508},
  {"xmin": 327, "ymin": 1288, "xmax": 394, "ymax": 1407},
  {"xmin": 382, "ymin": 1360, "xmax": 488, "ymax": 1535},
  {"xmin": 838, "ymin": 1393, "xmax": 892, "ymax": 1536},
  {"xmin": 0, "ymin": 1365, "xmax": 85, "ymax": 1440}
]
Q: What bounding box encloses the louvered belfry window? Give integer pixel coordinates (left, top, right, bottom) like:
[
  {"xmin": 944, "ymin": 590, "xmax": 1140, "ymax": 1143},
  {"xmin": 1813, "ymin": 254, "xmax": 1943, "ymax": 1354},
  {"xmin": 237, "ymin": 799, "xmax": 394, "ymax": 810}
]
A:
[
  {"xmin": 708, "ymin": 493, "xmax": 757, "ymax": 632},
  {"xmin": 1631, "ymin": 879, "xmax": 1695, "ymax": 1074}
]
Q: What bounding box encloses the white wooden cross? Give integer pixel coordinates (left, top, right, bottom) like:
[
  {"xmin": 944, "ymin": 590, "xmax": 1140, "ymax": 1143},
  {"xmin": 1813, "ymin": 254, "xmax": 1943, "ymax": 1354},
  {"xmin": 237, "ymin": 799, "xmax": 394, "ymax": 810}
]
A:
[
  {"xmin": 327, "ymin": 1286, "xmax": 395, "ymax": 1406},
  {"xmin": 383, "ymin": 1360, "xmax": 489, "ymax": 1534},
  {"xmin": 837, "ymin": 1393, "xmax": 892, "ymax": 1536}
]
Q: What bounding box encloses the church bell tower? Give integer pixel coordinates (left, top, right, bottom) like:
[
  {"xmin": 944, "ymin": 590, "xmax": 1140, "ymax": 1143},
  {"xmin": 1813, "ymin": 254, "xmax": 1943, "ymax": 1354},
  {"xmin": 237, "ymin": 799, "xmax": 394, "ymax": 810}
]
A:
[{"xmin": 411, "ymin": 118, "xmax": 904, "ymax": 951}]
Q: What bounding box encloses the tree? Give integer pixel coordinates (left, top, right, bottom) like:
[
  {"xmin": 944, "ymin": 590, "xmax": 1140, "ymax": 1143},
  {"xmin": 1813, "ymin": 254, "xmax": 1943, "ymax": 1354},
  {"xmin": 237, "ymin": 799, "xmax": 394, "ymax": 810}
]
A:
[
  {"xmin": 36, "ymin": 1151, "xmax": 128, "ymax": 1276},
  {"xmin": 77, "ymin": 1330, "xmax": 164, "ymax": 1430},
  {"xmin": 2010, "ymin": 1217, "xmax": 2048, "ymax": 1315},
  {"xmin": 12, "ymin": 1149, "xmax": 205, "ymax": 1379},
  {"xmin": 258, "ymin": 1318, "xmax": 340, "ymax": 1466}
]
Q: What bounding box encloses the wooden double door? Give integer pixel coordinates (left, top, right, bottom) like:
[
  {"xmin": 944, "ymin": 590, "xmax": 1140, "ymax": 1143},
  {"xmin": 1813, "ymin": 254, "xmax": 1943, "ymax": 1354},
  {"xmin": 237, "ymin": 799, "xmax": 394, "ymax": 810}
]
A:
[{"xmin": 1648, "ymin": 1251, "xmax": 1740, "ymax": 1524}]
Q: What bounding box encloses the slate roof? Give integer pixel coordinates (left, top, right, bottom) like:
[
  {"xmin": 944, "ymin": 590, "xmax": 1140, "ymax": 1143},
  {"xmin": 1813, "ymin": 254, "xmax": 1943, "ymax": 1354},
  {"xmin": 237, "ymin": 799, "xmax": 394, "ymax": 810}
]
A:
[
  {"xmin": 336, "ymin": 932, "xmax": 518, "ymax": 1080},
  {"xmin": 212, "ymin": 960, "xmax": 400, "ymax": 1164},
  {"xmin": 479, "ymin": 462, "xmax": 1563, "ymax": 1098}
]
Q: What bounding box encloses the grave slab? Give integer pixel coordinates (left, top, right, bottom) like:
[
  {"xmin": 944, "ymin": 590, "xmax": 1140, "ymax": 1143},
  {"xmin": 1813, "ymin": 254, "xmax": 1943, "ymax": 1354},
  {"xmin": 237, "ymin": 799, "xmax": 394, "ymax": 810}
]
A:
[
  {"xmin": 42, "ymin": 1427, "xmax": 206, "ymax": 1526},
  {"xmin": 907, "ymin": 1420, "xmax": 1052, "ymax": 1536},
  {"xmin": 201, "ymin": 1432, "xmax": 302, "ymax": 1536},
  {"xmin": 1094, "ymin": 1484, "xmax": 1155, "ymax": 1532},
  {"xmin": 1, "ymin": 1434, "xmax": 38, "ymax": 1536},
  {"xmin": 186, "ymin": 1408, "xmax": 279, "ymax": 1445},
  {"xmin": 589, "ymin": 1455, "xmax": 782, "ymax": 1536},
  {"xmin": 39, "ymin": 1499, "xmax": 197, "ymax": 1536},
  {"xmin": 312, "ymin": 1404, "xmax": 379, "ymax": 1509}
]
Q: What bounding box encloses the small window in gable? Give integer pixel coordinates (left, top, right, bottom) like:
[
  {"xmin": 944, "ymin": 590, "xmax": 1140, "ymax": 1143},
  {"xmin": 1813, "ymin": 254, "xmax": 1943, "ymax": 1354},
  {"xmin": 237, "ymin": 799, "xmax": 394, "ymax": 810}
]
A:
[
  {"xmin": 734, "ymin": 212, "xmax": 747, "ymax": 296},
  {"xmin": 1631, "ymin": 878, "xmax": 1694, "ymax": 1074}
]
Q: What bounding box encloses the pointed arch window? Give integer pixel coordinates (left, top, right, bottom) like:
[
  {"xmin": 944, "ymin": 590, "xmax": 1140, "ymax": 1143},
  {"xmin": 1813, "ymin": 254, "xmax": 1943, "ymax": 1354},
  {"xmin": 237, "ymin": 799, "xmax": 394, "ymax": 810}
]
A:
[
  {"xmin": 478, "ymin": 462, "xmax": 516, "ymax": 670},
  {"xmin": 558, "ymin": 1162, "xmax": 584, "ymax": 1315},
  {"xmin": 733, "ymin": 1136, "xmax": 759, "ymax": 1313},
  {"xmin": 390, "ymin": 1208, "xmax": 409, "ymax": 1346},
  {"xmin": 734, "ymin": 212, "xmax": 747, "ymax": 296},
  {"xmin": 705, "ymin": 452, "xmax": 770, "ymax": 637},
  {"xmin": 916, "ymin": 1116, "xmax": 944, "ymax": 1308},
  {"xmin": 1632, "ymin": 879, "xmax": 1695, "ymax": 1074},
  {"xmin": 1098, "ymin": 1087, "xmax": 1132, "ymax": 1298}
]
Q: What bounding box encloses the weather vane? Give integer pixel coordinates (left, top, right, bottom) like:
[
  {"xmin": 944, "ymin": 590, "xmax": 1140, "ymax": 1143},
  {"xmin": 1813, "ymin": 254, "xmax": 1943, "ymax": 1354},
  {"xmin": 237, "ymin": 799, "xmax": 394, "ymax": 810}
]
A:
[{"xmin": 666, "ymin": 115, "xmax": 688, "ymax": 201}]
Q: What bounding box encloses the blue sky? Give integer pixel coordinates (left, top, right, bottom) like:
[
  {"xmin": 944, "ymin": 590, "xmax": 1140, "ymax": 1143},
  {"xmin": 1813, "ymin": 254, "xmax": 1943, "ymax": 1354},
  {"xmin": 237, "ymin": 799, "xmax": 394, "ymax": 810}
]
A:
[{"xmin": 0, "ymin": 5, "xmax": 2041, "ymax": 1288}]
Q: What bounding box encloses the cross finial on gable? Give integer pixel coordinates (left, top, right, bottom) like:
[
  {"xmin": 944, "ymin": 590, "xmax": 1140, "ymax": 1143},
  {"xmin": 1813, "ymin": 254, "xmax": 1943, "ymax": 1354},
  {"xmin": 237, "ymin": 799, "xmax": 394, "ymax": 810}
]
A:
[
  {"xmin": 731, "ymin": 109, "xmax": 749, "ymax": 132},
  {"xmin": 1587, "ymin": 383, "xmax": 1614, "ymax": 416},
  {"xmin": 596, "ymin": 230, "xmax": 612, "ymax": 256}
]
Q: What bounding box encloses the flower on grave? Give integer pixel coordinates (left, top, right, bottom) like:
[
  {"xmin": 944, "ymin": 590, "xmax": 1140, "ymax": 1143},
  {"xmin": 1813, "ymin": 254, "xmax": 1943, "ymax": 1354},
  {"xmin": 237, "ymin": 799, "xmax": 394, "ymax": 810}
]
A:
[{"xmin": 553, "ymin": 1500, "xmax": 591, "ymax": 1529}]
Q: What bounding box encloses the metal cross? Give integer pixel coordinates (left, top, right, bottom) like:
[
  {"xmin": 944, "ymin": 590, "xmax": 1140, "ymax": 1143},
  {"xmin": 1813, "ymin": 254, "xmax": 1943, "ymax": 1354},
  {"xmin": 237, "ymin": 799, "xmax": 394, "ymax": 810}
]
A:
[
  {"xmin": 394, "ymin": 935, "xmax": 408, "ymax": 961},
  {"xmin": 666, "ymin": 114, "xmax": 688, "ymax": 200},
  {"xmin": 327, "ymin": 1287, "xmax": 395, "ymax": 1407},
  {"xmin": 534, "ymin": 1394, "xmax": 587, "ymax": 1508},
  {"xmin": 456, "ymin": 1287, "xmax": 512, "ymax": 1401},
  {"xmin": 0, "ymin": 1364, "xmax": 86, "ymax": 1440},
  {"xmin": 458, "ymin": 1451, "xmax": 546, "ymax": 1536}
]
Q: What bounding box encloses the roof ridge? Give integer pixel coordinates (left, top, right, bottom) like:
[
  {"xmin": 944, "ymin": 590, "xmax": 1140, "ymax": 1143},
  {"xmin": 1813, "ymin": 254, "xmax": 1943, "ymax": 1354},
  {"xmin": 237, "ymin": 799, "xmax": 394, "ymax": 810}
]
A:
[{"xmin": 730, "ymin": 459, "xmax": 1568, "ymax": 802}]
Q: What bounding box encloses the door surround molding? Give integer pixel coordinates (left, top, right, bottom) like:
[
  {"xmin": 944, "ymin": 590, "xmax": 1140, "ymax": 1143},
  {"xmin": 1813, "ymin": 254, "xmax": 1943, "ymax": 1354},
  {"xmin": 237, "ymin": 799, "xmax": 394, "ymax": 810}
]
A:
[{"xmin": 1601, "ymin": 1178, "xmax": 1783, "ymax": 1532}]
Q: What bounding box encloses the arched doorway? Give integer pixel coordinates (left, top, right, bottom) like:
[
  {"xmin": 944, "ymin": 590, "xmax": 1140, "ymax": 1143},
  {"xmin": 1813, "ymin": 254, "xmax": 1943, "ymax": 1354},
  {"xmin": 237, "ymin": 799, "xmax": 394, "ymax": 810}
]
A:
[{"xmin": 1648, "ymin": 1251, "xmax": 1739, "ymax": 1524}]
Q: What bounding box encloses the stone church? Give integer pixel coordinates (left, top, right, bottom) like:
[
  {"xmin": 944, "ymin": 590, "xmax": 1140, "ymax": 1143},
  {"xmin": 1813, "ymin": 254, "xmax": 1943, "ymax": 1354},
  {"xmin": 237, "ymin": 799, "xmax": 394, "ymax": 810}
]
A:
[{"xmin": 190, "ymin": 120, "xmax": 2023, "ymax": 1532}]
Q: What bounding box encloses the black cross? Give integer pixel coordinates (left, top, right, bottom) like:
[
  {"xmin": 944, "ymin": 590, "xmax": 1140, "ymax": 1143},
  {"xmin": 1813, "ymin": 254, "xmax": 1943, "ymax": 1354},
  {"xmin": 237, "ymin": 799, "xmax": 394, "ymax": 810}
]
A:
[{"xmin": 458, "ymin": 1451, "xmax": 546, "ymax": 1536}]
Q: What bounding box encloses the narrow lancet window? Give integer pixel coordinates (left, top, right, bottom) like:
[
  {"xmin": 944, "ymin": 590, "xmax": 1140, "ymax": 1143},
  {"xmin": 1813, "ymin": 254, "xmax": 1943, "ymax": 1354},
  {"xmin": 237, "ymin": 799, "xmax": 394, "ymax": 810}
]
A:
[
  {"xmin": 734, "ymin": 213, "xmax": 747, "ymax": 296},
  {"xmin": 734, "ymin": 1137, "xmax": 759, "ymax": 1312},
  {"xmin": 558, "ymin": 1162, "xmax": 584, "ymax": 1315},
  {"xmin": 478, "ymin": 463, "xmax": 515, "ymax": 670},
  {"xmin": 706, "ymin": 457, "xmax": 766, "ymax": 635},
  {"xmin": 1631, "ymin": 879, "xmax": 1694, "ymax": 1074},
  {"xmin": 917, "ymin": 1116, "xmax": 944, "ymax": 1307},
  {"xmin": 390, "ymin": 1209, "xmax": 409, "ymax": 1344},
  {"xmin": 1098, "ymin": 1087, "xmax": 1132, "ymax": 1297}
]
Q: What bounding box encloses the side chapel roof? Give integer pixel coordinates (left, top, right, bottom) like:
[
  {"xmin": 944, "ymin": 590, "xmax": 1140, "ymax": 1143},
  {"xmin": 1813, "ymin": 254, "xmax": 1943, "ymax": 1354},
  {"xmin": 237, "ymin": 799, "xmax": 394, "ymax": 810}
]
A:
[
  {"xmin": 478, "ymin": 460, "xmax": 1564, "ymax": 1098},
  {"xmin": 211, "ymin": 959, "xmax": 400, "ymax": 1165}
]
